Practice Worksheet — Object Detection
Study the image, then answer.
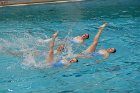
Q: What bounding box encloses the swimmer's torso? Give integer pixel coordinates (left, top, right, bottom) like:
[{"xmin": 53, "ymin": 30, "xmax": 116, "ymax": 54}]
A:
[
  {"xmin": 52, "ymin": 59, "xmax": 69, "ymax": 67},
  {"xmin": 71, "ymin": 36, "xmax": 83, "ymax": 44},
  {"xmin": 91, "ymin": 50, "xmax": 109, "ymax": 59},
  {"xmin": 98, "ymin": 50, "xmax": 109, "ymax": 59},
  {"xmin": 81, "ymin": 49, "xmax": 109, "ymax": 59}
]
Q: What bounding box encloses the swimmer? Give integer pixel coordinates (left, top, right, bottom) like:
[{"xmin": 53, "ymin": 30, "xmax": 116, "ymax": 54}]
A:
[
  {"xmin": 78, "ymin": 23, "xmax": 116, "ymax": 59},
  {"xmin": 55, "ymin": 33, "xmax": 89, "ymax": 54},
  {"xmin": 70, "ymin": 33, "xmax": 89, "ymax": 44},
  {"xmin": 38, "ymin": 31, "xmax": 89, "ymax": 54},
  {"xmin": 55, "ymin": 32, "xmax": 89, "ymax": 54},
  {"xmin": 37, "ymin": 31, "xmax": 89, "ymax": 45},
  {"xmin": 46, "ymin": 32, "xmax": 78, "ymax": 67},
  {"xmin": 55, "ymin": 23, "xmax": 116, "ymax": 57},
  {"xmin": 56, "ymin": 44, "xmax": 65, "ymax": 54}
]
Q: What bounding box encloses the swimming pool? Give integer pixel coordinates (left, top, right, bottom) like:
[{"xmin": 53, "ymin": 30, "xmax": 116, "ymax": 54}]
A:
[{"xmin": 0, "ymin": 0, "xmax": 140, "ymax": 93}]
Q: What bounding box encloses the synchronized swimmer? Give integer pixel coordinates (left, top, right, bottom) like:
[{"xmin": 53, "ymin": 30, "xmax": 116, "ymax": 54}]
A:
[
  {"xmin": 46, "ymin": 23, "xmax": 116, "ymax": 68},
  {"xmin": 4, "ymin": 23, "xmax": 116, "ymax": 68}
]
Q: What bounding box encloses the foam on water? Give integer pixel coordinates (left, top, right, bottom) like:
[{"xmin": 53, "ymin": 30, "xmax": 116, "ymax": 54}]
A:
[{"xmin": 0, "ymin": 31, "xmax": 78, "ymax": 68}]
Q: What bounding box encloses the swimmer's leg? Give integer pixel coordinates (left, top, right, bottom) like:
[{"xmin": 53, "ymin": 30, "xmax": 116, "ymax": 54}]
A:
[
  {"xmin": 46, "ymin": 32, "xmax": 58, "ymax": 64},
  {"xmin": 5, "ymin": 51, "xmax": 23, "ymax": 57},
  {"xmin": 85, "ymin": 23, "xmax": 107, "ymax": 53}
]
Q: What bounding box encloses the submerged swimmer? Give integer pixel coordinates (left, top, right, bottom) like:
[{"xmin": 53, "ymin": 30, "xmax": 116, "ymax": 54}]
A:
[
  {"xmin": 46, "ymin": 32, "xmax": 78, "ymax": 68},
  {"xmin": 77, "ymin": 23, "xmax": 116, "ymax": 59}
]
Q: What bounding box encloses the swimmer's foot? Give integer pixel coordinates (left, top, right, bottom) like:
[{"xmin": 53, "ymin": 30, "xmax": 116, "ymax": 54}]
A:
[
  {"xmin": 100, "ymin": 23, "xmax": 107, "ymax": 29},
  {"xmin": 52, "ymin": 32, "xmax": 58, "ymax": 38},
  {"xmin": 49, "ymin": 32, "xmax": 58, "ymax": 48}
]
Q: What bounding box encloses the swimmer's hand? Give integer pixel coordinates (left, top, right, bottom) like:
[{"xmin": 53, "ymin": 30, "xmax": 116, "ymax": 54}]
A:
[
  {"xmin": 76, "ymin": 54, "xmax": 91, "ymax": 58},
  {"xmin": 52, "ymin": 32, "xmax": 58, "ymax": 38}
]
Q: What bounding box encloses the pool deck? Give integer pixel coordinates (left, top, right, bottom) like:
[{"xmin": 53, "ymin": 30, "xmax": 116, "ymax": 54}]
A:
[
  {"xmin": 0, "ymin": 0, "xmax": 82, "ymax": 7},
  {"xmin": 0, "ymin": 0, "xmax": 139, "ymax": 7}
]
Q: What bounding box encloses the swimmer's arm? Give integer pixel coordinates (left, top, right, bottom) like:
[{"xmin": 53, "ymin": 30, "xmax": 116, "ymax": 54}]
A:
[
  {"xmin": 103, "ymin": 56, "xmax": 108, "ymax": 59},
  {"xmin": 95, "ymin": 59, "xmax": 106, "ymax": 63},
  {"xmin": 103, "ymin": 53, "xmax": 109, "ymax": 59},
  {"xmin": 64, "ymin": 63, "xmax": 70, "ymax": 67},
  {"xmin": 62, "ymin": 58, "xmax": 68, "ymax": 62},
  {"xmin": 6, "ymin": 51, "xmax": 22, "ymax": 57},
  {"xmin": 62, "ymin": 59, "xmax": 71, "ymax": 67},
  {"xmin": 95, "ymin": 56, "xmax": 108, "ymax": 63},
  {"xmin": 76, "ymin": 54, "xmax": 91, "ymax": 58}
]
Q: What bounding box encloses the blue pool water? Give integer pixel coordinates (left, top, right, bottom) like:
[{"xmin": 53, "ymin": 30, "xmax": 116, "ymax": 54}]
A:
[{"xmin": 0, "ymin": 0, "xmax": 140, "ymax": 93}]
